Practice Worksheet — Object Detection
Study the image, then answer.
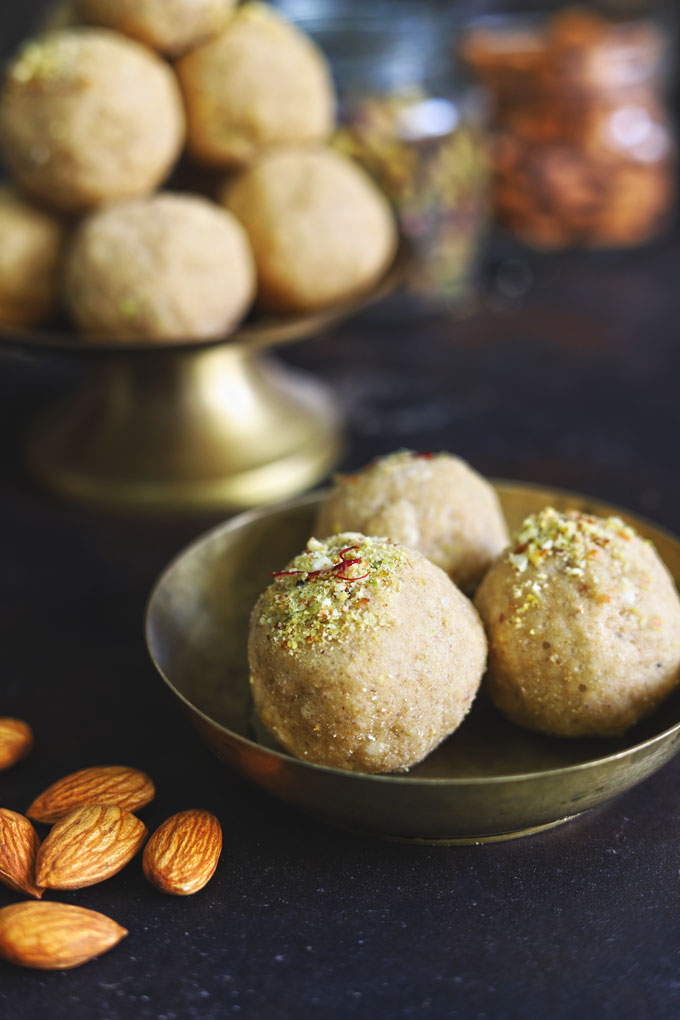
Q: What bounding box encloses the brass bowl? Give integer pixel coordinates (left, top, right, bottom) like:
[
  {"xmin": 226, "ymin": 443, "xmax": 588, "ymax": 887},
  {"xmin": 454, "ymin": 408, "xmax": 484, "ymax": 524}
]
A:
[
  {"xmin": 2, "ymin": 243, "xmax": 409, "ymax": 511},
  {"xmin": 145, "ymin": 482, "xmax": 680, "ymax": 842}
]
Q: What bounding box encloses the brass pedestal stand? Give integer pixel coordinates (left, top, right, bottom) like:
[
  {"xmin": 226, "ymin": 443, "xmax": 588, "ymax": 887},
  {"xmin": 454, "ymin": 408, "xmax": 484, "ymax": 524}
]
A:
[
  {"xmin": 25, "ymin": 345, "xmax": 341, "ymax": 511},
  {"xmin": 4, "ymin": 247, "xmax": 406, "ymax": 511}
]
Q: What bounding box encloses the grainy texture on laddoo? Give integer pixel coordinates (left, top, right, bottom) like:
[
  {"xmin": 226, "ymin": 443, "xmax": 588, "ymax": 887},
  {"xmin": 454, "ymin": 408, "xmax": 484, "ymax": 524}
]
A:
[
  {"xmin": 0, "ymin": 28, "xmax": 185, "ymax": 212},
  {"xmin": 474, "ymin": 507, "xmax": 680, "ymax": 737},
  {"xmin": 77, "ymin": 0, "xmax": 236, "ymax": 56},
  {"xmin": 248, "ymin": 532, "xmax": 487, "ymax": 773},
  {"xmin": 316, "ymin": 450, "xmax": 509, "ymax": 594},
  {"xmin": 176, "ymin": 2, "xmax": 335, "ymax": 168},
  {"xmin": 222, "ymin": 147, "xmax": 397, "ymax": 312},
  {"xmin": 63, "ymin": 192, "xmax": 255, "ymax": 340},
  {"xmin": 0, "ymin": 186, "xmax": 65, "ymax": 325}
]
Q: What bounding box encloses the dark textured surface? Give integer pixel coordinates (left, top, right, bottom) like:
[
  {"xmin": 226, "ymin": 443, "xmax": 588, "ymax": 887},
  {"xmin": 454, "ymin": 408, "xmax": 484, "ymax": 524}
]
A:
[{"xmin": 3, "ymin": 4, "xmax": 680, "ymax": 1019}]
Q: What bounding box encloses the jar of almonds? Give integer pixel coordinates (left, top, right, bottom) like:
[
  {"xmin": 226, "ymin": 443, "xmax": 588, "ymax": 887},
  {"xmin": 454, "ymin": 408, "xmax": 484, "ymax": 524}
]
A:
[{"xmin": 461, "ymin": 8, "xmax": 675, "ymax": 250}]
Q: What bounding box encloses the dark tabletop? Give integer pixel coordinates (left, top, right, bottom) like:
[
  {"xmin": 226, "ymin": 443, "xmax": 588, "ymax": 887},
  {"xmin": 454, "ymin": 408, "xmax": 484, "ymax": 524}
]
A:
[{"xmin": 3, "ymin": 4, "xmax": 680, "ymax": 1020}]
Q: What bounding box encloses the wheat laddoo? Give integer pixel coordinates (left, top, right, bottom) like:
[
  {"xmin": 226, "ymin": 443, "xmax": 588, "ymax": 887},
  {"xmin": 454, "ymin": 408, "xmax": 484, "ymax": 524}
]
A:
[
  {"xmin": 63, "ymin": 192, "xmax": 255, "ymax": 340},
  {"xmin": 248, "ymin": 532, "xmax": 487, "ymax": 774},
  {"xmin": 77, "ymin": 0, "xmax": 237, "ymax": 56},
  {"xmin": 0, "ymin": 28, "xmax": 185, "ymax": 212},
  {"xmin": 316, "ymin": 451, "xmax": 509, "ymax": 594},
  {"xmin": 474, "ymin": 507, "xmax": 680, "ymax": 738},
  {"xmin": 176, "ymin": 3, "xmax": 335, "ymax": 168},
  {"xmin": 222, "ymin": 147, "xmax": 397, "ymax": 312},
  {"xmin": 0, "ymin": 187, "xmax": 65, "ymax": 326}
]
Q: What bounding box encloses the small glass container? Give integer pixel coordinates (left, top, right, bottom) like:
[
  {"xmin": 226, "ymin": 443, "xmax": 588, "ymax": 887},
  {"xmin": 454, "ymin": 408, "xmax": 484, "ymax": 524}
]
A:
[
  {"xmin": 461, "ymin": 8, "xmax": 675, "ymax": 250},
  {"xmin": 275, "ymin": 0, "xmax": 490, "ymax": 309}
]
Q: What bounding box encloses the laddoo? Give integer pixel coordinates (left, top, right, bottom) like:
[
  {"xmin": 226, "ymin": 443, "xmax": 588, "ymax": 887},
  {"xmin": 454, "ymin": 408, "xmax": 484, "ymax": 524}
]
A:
[
  {"xmin": 0, "ymin": 28, "xmax": 185, "ymax": 212},
  {"xmin": 248, "ymin": 532, "xmax": 487, "ymax": 773},
  {"xmin": 474, "ymin": 506, "xmax": 680, "ymax": 737},
  {"xmin": 176, "ymin": 3, "xmax": 335, "ymax": 168},
  {"xmin": 63, "ymin": 192, "xmax": 255, "ymax": 340},
  {"xmin": 315, "ymin": 451, "xmax": 509, "ymax": 594},
  {"xmin": 222, "ymin": 147, "xmax": 397, "ymax": 312},
  {"xmin": 77, "ymin": 0, "xmax": 236, "ymax": 57},
  {"xmin": 0, "ymin": 187, "xmax": 65, "ymax": 326}
]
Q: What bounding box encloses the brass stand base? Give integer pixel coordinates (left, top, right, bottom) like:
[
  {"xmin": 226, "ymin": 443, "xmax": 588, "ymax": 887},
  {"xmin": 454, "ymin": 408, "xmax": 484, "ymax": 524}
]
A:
[{"xmin": 26, "ymin": 346, "xmax": 342, "ymax": 511}]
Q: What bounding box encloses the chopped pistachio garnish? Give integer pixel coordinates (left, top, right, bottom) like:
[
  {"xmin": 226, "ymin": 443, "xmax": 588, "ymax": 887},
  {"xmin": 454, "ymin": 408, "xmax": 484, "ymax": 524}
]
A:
[
  {"xmin": 503, "ymin": 508, "xmax": 638, "ymax": 628},
  {"xmin": 259, "ymin": 533, "xmax": 408, "ymax": 655},
  {"xmin": 508, "ymin": 507, "xmax": 634, "ymax": 579},
  {"xmin": 9, "ymin": 38, "xmax": 64, "ymax": 85}
]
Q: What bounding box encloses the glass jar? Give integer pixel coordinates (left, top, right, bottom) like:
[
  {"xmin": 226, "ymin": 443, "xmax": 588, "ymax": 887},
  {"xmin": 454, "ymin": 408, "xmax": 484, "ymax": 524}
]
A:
[
  {"xmin": 274, "ymin": 0, "xmax": 490, "ymax": 310},
  {"xmin": 461, "ymin": 8, "xmax": 675, "ymax": 250}
]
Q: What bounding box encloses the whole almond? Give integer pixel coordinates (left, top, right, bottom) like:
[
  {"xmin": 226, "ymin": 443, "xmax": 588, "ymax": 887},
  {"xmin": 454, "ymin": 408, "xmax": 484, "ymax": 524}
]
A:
[
  {"xmin": 0, "ymin": 718, "xmax": 33, "ymax": 771},
  {"xmin": 0, "ymin": 901, "xmax": 127, "ymax": 969},
  {"xmin": 27, "ymin": 765, "xmax": 155, "ymax": 823},
  {"xmin": 35, "ymin": 804, "xmax": 147, "ymax": 890},
  {"xmin": 0, "ymin": 809, "xmax": 44, "ymax": 899},
  {"xmin": 143, "ymin": 809, "xmax": 222, "ymax": 896}
]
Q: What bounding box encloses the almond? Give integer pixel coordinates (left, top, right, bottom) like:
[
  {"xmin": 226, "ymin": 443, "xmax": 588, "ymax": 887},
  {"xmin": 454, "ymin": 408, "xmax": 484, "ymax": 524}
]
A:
[
  {"xmin": 0, "ymin": 718, "xmax": 33, "ymax": 771},
  {"xmin": 27, "ymin": 765, "xmax": 155, "ymax": 823},
  {"xmin": 143, "ymin": 809, "xmax": 222, "ymax": 895},
  {"xmin": 0, "ymin": 901, "xmax": 127, "ymax": 969},
  {"xmin": 35, "ymin": 804, "xmax": 147, "ymax": 890},
  {"xmin": 0, "ymin": 809, "xmax": 44, "ymax": 899}
]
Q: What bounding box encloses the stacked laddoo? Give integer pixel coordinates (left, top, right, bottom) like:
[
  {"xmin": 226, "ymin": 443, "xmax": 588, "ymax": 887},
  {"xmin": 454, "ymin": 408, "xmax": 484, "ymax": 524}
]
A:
[
  {"xmin": 0, "ymin": 2, "xmax": 397, "ymax": 338},
  {"xmin": 247, "ymin": 452, "xmax": 680, "ymax": 773}
]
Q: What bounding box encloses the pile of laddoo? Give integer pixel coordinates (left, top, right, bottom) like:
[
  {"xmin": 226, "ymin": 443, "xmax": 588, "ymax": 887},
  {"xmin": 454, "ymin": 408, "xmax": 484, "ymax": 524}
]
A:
[
  {"xmin": 247, "ymin": 451, "xmax": 680, "ymax": 773},
  {"xmin": 0, "ymin": 1, "xmax": 397, "ymax": 340}
]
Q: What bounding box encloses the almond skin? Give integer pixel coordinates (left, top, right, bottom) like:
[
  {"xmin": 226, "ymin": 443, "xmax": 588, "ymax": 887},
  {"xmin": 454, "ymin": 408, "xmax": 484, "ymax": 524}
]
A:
[
  {"xmin": 0, "ymin": 809, "xmax": 44, "ymax": 899},
  {"xmin": 35, "ymin": 804, "xmax": 147, "ymax": 890},
  {"xmin": 0, "ymin": 718, "xmax": 33, "ymax": 771},
  {"xmin": 0, "ymin": 901, "xmax": 127, "ymax": 969},
  {"xmin": 143, "ymin": 809, "xmax": 222, "ymax": 895},
  {"xmin": 27, "ymin": 765, "xmax": 155, "ymax": 823}
]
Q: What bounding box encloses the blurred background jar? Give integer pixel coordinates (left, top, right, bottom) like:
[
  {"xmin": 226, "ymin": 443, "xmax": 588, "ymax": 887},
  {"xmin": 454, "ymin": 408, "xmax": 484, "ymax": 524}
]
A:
[
  {"xmin": 461, "ymin": 6, "xmax": 676, "ymax": 251},
  {"xmin": 274, "ymin": 0, "xmax": 491, "ymax": 312}
]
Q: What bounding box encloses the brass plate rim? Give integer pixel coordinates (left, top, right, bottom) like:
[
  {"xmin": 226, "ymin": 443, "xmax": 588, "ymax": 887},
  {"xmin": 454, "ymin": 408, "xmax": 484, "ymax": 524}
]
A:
[{"xmin": 144, "ymin": 481, "xmax": 680, "ymax": 788}]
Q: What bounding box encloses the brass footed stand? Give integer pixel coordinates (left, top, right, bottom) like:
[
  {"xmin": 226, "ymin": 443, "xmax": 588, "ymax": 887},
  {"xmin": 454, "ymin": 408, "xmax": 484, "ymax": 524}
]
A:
[
  {"xmin": 25, "ymin": 344, "xmax": 341, "ymax": 511},
  {"xmin": 6, "ymin": 244, "xmax": 407, "ymax": 510}
]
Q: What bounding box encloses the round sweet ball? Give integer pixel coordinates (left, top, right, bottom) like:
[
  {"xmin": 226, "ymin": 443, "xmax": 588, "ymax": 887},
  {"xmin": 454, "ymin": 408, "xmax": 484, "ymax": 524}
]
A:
[
  {"xmin": 77, "ymin": 0, "xmax": 237, "ymax": 57},
  {"xmin": 248, "ymin": 532, "xmax": 487, "ymax": 773},
  {"xmin": 63, "ymin": 192, "xmax": 255, "ymax": 341},
  {"xmin": 176, "ymin": 3, "xmax": 335, "ymax": 168},
  {"xmin": 0, "ymin": 29, "xmax": 185, "ymax": 212},
  {"xmin": 222, "ymin": 147, "xmax": 398, "ymax": 312},
  {"xmin": 0, "ymin": 187, "xmax": 65, "ymax": 326},
  {"xmin": 315, "ymin": 451, "xmax": 509, "ymax": 594},
  {"xmin": 474, "ymin": 507, "xmax": 680, "ymax": 738}
]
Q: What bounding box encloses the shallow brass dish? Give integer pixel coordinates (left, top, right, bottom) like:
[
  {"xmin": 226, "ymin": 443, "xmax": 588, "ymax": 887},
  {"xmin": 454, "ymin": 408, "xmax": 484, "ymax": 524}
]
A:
[{"xmin": 145, "ymin": 483, "xmax": 680, "ymax": 842}]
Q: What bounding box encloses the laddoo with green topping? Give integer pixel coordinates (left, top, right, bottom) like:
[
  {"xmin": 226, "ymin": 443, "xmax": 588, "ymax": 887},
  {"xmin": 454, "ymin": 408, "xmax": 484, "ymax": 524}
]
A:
[
  {"xmin": 248, "ymin": 532, "xmax": 487, "ymax": 774},
  {"xmin": 474, "ymin": 507, "xmax": 680, "ymax": 737},
  {"xmin": 63, "ymin": 192, "xmax": 255, "ymax": 340},
  {"xmin": 0, "ymin": 28, "xmax": 185, "ymax": 212},
  {"xmin": 315, "ymin": 451, "xmax": 509, "ymax": 594}
]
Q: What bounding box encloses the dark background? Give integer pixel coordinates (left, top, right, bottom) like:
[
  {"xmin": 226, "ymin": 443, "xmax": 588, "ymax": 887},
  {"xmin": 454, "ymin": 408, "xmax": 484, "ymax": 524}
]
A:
[{"xmin": 3, "ymin": 3, "xmax": 680, "ymax": 1019}]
